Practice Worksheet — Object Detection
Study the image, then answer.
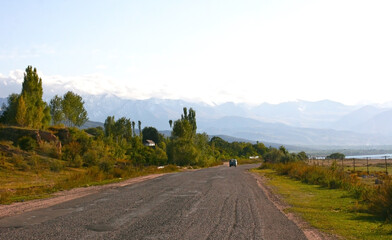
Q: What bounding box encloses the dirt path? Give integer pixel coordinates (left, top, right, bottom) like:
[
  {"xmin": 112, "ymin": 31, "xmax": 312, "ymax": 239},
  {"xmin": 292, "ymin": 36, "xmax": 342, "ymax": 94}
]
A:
[{"xmin": 0, "ymin": 173, "xmax": 165, "ymax": 219}]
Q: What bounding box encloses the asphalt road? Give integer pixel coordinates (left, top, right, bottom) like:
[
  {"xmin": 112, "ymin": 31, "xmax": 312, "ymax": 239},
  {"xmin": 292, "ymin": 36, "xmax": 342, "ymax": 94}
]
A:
[{"xmin": 0, "ymin": 164, "xmax": 307, "ymax": 240}]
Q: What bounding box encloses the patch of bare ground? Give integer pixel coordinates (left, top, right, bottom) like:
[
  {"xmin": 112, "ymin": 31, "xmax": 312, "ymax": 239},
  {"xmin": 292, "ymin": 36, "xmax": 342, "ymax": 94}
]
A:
[
  {"xmin": 0, "ymin": 173, "xmax": 165, "ymax": 219},
  {"xmin": 250, "ymin": 172, "xmax": 340, "ymax": 240}
]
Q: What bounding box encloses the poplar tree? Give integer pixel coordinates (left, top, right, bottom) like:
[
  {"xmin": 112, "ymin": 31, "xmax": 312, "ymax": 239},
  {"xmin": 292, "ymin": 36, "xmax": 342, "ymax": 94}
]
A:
[
  {"xmin": 0, "ymin": 66, "xmax": 50, "ymax": 128},
  {"xmin": 15, "ymin": 95, "xmax": 27, "ymax": 126},
  {"xmin": 21, "ymin": 66, "xmax": 46, "ymax": 128}
]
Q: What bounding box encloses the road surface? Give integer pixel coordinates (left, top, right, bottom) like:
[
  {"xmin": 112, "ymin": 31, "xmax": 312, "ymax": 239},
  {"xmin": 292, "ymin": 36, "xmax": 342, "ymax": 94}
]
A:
[{"xmin": 0, "ymin": 164, "xmax": 307, "ymax": 240}]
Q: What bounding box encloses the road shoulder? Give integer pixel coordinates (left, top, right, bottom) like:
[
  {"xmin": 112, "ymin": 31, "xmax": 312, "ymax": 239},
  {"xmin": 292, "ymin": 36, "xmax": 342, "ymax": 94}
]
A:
[{"xmin": 249, "ymin": 171, "xmax": 337, "ymax": 240}]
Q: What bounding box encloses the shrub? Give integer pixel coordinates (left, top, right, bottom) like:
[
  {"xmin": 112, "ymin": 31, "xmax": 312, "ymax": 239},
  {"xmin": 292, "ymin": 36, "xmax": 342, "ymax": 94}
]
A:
[
  {"xmin": 99, "ymin": 159, "xmax": 114, "ymax": 173},
  {"xmin": 11, "ymin": 154, "xmax": 29, "ymax": 171},
  {"xmin": 368, "ymin": 181, "xmax": 392, "ymax": 220},
  {"xmin": 38, "ymin": 141, "xmax": 60, "ymax": 159},
  {"xmin": 28, "ymin": 155, "xmax": 42, "ymax": 173},
  {"xmin": 17, "ymin": 136, "xmax": 37, "ymax": 151},
  {"xmin": 50, "ymin": 159, "xmax": 64, "ymax": 172},
  {"xmin": 83, "ymin": 149, "xmax": 99, "ymax": 167}
]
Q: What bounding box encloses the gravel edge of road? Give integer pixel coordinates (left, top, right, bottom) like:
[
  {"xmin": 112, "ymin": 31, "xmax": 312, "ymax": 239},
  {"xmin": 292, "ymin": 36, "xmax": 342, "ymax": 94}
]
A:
[
  {"xmin": 249, "ymin": 171, "xmax": 339, "ymax": 240},
  {"xmin": 0, "ymin": 173, "xmax": 167, "ymax": 219}
]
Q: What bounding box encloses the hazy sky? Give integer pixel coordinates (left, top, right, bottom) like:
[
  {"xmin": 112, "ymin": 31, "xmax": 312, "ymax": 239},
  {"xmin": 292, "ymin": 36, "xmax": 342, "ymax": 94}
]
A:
[{"xmin": 1, "ymin": 0, "xmax": 391, "ymax": 105}]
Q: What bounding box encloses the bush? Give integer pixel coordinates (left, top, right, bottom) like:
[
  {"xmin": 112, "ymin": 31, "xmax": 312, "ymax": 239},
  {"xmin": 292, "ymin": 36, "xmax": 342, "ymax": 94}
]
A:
[
  {"xmin": 99, "ymin": 159, "xmax": 114, "ymax": 173},
  {"xmin": 50, "ymin": 159, "xmax": 64, "ymax": 172},
  {"xmin": 38, "ymin": 141, "xmax": 60, "ymax": 159},
  {"xmin": 17, "ymin": 136, "xmax": 37, "ymax": 151},
  {"xmin": 11, "ymin": 154, "xmax": 29, "ymax": 171},
  {"xmin": 28, "ymin": 155, "xmax": 43, "ymax": 173},
  {"xmin": 83, "ymin": 149, "xmax": 99, "ymax": 167},
  {"xmin": 368, "ymin": 181, "xmax": 392, "ymax": 220}
]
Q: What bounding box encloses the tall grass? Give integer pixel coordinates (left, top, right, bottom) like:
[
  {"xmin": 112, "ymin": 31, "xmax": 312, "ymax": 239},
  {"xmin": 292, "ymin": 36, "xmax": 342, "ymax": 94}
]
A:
[{"xmin": 260, "ymin": 161, "xmax": 392, "ymax": 220}]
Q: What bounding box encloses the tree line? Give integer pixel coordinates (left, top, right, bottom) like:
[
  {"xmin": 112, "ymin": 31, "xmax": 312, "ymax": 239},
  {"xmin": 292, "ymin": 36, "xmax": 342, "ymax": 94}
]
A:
[{"xmin": 0, "ymin": 65, "xmax": 308, "ymax": 172}]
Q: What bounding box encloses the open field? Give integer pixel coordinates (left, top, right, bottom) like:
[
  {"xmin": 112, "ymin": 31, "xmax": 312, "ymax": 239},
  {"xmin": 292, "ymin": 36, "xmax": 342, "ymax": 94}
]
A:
[{"xmin": 252, "ymin": 168, "xmax": 392, "ymax": 240}]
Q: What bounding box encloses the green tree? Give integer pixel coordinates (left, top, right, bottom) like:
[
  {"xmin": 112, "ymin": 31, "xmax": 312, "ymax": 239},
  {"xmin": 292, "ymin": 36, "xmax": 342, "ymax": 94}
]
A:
[
  {"xmin": 168, "ymin": 107, "xmax": 203, "ymax": 166},
  {"xmin": 297, "ymin": 151, "xmax": 308, "ymax": 161},
  {"xmin": 1, "ymin": 66, "xmax": 50, "ymax": 128},
  {"xmin": 142, "ymin": 126, "xmax": 159, "ymax": 144},
  {"xmin": 326, "ymin": 152, "xmax": 345, "ymax": 160},
  {"xmin": 132, "ymin": 121, "xmax": 136, "ymax": 137},
  {"xmin": 104, "ymin": 116, "xmax": 115, "ymax": 137},
  {"xmin": 15, "ymin": 95, "xmax": 27, "ymax": 126},
  {"xmin": 49, "ymin": 95, "xmax": 64, "ymax": 125},
  {"xmin": 0, "ymin": 93, "xmax": 19, "ymax": 124},
  {"xmin": 42, "ymin": 103, "xmax": 51, "ymax": 128},
  {"xmin": 21, "ymin": 66, "xmax": 46, "ymax": 128},
  {"xmin": 62, "ymin": 91, "xmax": 88, "ymax": 127},
  {"xmin": 138, "ymin": 120, "xmax": 142, "ymax": 137}
]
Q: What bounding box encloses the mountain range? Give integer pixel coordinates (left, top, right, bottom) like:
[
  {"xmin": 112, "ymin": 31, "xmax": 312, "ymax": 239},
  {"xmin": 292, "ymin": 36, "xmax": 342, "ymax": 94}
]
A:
[{"xmin": 2, "ymin": 94, "xmax": 392, "ymax": 147}]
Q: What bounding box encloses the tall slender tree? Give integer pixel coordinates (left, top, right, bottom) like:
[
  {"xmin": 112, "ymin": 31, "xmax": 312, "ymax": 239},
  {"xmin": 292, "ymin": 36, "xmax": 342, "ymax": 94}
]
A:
[
  {"xmin": 138, "ymin": 120, "xmax": 142, "ymax": 138},
  {"xmin": 132, "ymin": 121, "xmax": 136, "ymax": 137},
  {"xmin": 15, "ymin": 95, "xmax": 27, "ymax": 126},
  {"xmin": 21, "ymin": 66, "xmax": 46, "ymax": 128}
]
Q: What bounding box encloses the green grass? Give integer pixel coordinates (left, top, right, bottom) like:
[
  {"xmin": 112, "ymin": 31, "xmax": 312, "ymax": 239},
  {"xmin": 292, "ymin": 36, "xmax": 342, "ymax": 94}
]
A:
[{"xmin": 252, "ymin": 168, "xmax": 392, "ymax": 240}]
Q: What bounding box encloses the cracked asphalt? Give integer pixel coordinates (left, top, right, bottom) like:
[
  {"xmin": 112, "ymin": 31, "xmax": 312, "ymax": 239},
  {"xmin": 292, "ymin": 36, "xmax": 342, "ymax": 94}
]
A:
[{"xmin": 0, "ymin": 164, "xmax": 307, "ymax": 240}]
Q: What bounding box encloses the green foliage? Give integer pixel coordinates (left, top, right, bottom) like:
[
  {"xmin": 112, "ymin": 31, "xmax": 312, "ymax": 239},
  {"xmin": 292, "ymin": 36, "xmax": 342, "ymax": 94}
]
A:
[
  {"xmin": 142, "ymin": 126, "xmax": 159, "ymax": 144},
  {"xmin": 99, "ymin": 158, "xmax": 114, "ymax": 173},
  {"xmin": 49, "ymin": 95, "xmax": 64, "ymax": 125},
  {"xmin": 62, "ymin": 141, "xmax": 83, "ymax": 167},
  {"xmin": 327, "ymin": 152, "xmax": 345, "ymax": 160},
  {"xmin": 368, "ymin": 182, "xmax": 392, "ymax": 220},
  {"xmin": 0, "ymin": 66, "xmax": 50, "ymax": 129},
  {"xmin": 18, "ymin": 136, "xmax": 37, "ymax": 151},
  {"xmin": 42, "ymin": 104, "xmax": 51, "ymax": 128},
  {"xmin": 0, "ymin": 93, "xmax": 20, "ymax": 125},
  {"xmin": 21, "ymin": 66, "xmax": 46, "ymax": 129},
  {"xmin": 11, "ymin": 154, "xmax": 30, "ymax": 171},
  {"xmin": 104, "ymin": 116, "xmax": 115, "ymax": 137},
  {"xmin": 84, "ymin": 127, "xmax": 104, "ymax": 139},
  {"xmin": 15, "ymin": 95, "xmax": 27, "ymax": 126},
  {"xmin": 61, "ymin": 91, "xmax": 88, "ymax": 127},
  {"xmin": 83, "ymin": 149, "xmax": 99, "ymax": 167},
  {"xmin": 49, "ymin": 159, "xmax": 64, "ymax": 172}
]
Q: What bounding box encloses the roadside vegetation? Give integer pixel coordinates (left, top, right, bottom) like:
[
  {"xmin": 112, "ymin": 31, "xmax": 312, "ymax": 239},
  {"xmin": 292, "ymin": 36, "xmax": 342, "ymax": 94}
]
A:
[
  {"xmin": 254, "ymin": 146, "xmax": 392, "ymax": 238},
  {"xmin": 253, "ymin": 168, "xmax": 392, "ymax": 239}
]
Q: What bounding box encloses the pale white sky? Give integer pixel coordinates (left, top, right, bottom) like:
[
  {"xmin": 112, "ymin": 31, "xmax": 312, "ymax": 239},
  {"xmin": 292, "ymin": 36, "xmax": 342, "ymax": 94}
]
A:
[{"xmin": 1, "ymin": 0, "xmax": 392, "ymax": 105}]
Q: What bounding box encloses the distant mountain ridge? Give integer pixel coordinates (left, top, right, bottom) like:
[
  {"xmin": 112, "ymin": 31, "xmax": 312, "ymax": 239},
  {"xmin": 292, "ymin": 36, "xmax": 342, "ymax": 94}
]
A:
[{"xmin": 2, "ymin": 94, "xmax": 392, "ymax": 146}]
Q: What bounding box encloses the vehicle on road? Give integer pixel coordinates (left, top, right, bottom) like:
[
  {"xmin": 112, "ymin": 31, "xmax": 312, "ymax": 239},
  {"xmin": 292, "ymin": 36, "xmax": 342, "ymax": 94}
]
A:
[{"xmin": 229, "ymin": 159, "xmax": 237, "ymax": 167}]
